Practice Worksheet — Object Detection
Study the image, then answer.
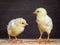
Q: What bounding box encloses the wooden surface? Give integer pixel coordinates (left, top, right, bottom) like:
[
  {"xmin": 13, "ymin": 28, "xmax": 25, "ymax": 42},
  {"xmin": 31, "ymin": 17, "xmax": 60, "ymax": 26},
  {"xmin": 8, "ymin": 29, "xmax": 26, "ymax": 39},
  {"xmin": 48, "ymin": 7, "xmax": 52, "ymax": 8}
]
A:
[{"xmin": 0, "ymin": 39, "xmax": 60, "ymax": 45}]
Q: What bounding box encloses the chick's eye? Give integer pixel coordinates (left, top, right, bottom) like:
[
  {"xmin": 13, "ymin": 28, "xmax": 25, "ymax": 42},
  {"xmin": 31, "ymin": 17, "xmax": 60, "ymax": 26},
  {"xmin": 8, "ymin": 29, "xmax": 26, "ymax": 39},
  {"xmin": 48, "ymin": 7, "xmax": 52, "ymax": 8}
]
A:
[
  {"xmin": 37, "ymin": 11, "xmax": 39, "ymax": 13},
  {"xmin": 22, "ymin": 22, "xmax": 24, "ymax": 24}
]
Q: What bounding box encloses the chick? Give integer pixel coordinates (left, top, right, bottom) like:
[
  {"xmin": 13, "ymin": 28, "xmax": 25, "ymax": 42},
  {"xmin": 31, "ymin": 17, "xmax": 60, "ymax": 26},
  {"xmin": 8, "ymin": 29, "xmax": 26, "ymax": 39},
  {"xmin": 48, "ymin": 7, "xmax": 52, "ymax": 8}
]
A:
[
  {"xmin": 33, "ymin": 8, "xmax": 53, "ymax": 41},
  {"xmin": 7, "ymin": 18, "xmax": 28, "ymax": 42}
]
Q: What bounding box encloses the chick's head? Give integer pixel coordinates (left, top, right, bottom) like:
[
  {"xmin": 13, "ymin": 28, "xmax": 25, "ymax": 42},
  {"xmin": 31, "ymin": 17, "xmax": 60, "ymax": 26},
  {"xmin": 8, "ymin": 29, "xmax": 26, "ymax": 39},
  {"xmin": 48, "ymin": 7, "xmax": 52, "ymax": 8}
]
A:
[
  {"xmin": 33, "ymin": 8, "xmax": 47, "ymax": 15},
  {"xmin": 15, "ymin": 18, "xmax": 28, "ymax": 27}
]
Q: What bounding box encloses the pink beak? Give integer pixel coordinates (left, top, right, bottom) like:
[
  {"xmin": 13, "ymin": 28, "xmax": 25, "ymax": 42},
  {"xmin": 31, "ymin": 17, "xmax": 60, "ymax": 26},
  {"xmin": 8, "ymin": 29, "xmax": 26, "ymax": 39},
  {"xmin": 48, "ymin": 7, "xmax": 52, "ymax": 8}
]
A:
[{"xmin": 33, "ymin": 11, "xmax": 36, "ymax": 15}]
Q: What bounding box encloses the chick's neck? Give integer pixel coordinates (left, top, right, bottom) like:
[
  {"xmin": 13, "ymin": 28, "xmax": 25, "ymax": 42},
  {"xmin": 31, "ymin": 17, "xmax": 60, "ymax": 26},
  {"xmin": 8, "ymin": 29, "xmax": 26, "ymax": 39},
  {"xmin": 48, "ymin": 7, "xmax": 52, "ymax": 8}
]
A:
[{"xmin": 37, "ymin": 14, "xmax": 47, "ymax": 18}]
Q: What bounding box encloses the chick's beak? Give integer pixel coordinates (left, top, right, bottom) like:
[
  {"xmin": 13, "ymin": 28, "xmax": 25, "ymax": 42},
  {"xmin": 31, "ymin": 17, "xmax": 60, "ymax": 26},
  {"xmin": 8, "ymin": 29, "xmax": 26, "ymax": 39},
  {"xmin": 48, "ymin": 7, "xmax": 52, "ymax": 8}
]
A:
[
  {"xmin": 26, "ymin": 23, "xmax": 28, "ymax": 25},
  {"xmin": 33, "ymin": 11, "xmax": 36, "ymax": 14}
]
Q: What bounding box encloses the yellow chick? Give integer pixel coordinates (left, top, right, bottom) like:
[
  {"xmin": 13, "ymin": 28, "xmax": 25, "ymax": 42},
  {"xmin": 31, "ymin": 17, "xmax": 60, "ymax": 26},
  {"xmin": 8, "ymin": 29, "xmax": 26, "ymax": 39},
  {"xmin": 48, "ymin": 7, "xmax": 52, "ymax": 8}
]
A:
[
  {"xmin": 33, "ymin": 8, "xmax": 53, "ymax": 41},
  {"xmin": 7, "ymin": 18, "xmax": 28, "ymax": 42}
]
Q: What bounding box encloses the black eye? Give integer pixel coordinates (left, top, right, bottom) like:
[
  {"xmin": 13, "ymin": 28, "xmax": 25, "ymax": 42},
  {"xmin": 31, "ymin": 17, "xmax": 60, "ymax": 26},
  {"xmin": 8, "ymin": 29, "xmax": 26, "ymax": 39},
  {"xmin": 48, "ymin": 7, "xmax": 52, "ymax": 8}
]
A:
[
  {"xmin": 22, "ymin": 22, "xmax": 24, "ymax": 24},
  {"xmin": 37, "ymin": 11, "xmax": 39, "ymax": 13}
]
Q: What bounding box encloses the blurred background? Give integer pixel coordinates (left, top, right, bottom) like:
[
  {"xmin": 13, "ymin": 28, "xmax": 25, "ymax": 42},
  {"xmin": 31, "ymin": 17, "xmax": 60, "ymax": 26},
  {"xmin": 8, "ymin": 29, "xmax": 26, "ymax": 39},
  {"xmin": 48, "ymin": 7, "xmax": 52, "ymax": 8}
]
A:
[{"xmin": 0, "ymin": 0, "xmax": 60, "ymax": 39}]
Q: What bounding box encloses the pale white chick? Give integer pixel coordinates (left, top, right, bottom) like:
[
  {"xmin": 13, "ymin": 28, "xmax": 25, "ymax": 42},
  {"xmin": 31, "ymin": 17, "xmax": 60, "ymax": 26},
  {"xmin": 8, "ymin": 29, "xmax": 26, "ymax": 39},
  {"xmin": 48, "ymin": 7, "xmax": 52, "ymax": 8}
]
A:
[
  {"xmin": 33, "ymin": 8, "xmax": 53, "ymax": 41},
  {"xmin": 7, "ymin": 18, "xmax": 28, "ymax": 43}
]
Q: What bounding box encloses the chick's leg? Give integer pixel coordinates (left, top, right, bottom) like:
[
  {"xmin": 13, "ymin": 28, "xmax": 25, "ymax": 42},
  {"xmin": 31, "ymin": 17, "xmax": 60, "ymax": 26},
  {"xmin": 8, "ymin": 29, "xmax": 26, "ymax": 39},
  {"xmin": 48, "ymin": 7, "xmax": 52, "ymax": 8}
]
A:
[
  {"xmin": 9, "ymin": 35, "xmax": 11, "ymax": 40},
  {"xmin": 47, "ymin": 34, "xmax": 50, "ymax": 41},
  {"xmin": 8, "ymin": 35, "xmax": 12, "ymax": 43},
  {"xmin": 38, "ymin": 32, "xmax": 43, "ymax": 42},
  {"xmin": 37, "ymin": 25, "xmax": 44, "ymax": 42},
  {"xmin": 47, "ymin": 33, "xmax": 54, "ymax": 42},
  {"xmin": 11, "ymin": 36, "xmax": 17, "ymax": 43},
  {"xmin": 15, "ymin": 36, "xmax": 22, "ymax": 43},
  {"xmin": 47, "ymin": 33, "xmax": 52, "ymax": 42},
  {"xmin": 15, "ymin": 36, "xmax": 17, "ymax": 40},
  {"xmin": 39, "ymin": 32, "xmax": 43, "ymax": 40}
]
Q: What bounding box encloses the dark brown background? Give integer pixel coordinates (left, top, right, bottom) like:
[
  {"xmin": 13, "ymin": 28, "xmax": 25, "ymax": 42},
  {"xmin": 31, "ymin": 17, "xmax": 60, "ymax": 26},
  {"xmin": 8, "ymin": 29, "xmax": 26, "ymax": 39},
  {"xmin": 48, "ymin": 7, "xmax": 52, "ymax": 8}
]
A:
[{"xmin": 0, "ymin": 0, "xmax": 60, "ymax": 39}]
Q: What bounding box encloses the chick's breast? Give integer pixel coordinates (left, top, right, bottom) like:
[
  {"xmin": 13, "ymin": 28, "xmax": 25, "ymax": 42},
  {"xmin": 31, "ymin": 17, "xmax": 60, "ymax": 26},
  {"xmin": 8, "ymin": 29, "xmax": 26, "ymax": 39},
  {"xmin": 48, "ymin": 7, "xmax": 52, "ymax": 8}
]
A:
[
  {"xmin": 9, "ymin": 27, "xmax": 24, "ymax": 36},
  {"xmin": 36, "ymin": 15, "xmax": 53, "ymax": 33}
]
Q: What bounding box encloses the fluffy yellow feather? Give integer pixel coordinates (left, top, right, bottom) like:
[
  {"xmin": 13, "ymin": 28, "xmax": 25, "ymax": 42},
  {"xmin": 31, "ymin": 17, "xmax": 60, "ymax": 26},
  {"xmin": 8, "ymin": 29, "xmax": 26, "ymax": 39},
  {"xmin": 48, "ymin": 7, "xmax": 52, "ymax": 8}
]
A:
[
  {"xmin": 7, "ymin": 18, "xmax": 28, "ymax": 42},
  {"xmin": 33, "ymin": 8, "xmax": 53, "ymax": 41}
]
